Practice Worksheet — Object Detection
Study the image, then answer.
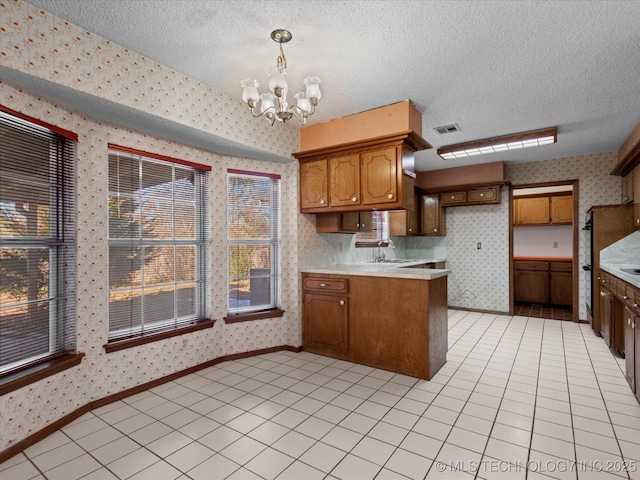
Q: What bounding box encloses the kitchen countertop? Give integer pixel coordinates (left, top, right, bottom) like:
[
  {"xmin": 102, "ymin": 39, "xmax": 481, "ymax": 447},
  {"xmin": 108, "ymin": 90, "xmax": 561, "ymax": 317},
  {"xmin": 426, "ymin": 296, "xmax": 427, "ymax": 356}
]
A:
[
  {"xmin": 300, "ymin": 259, "xmax": 449, "ymax": 280},
  {"xmin": 600, "ymin": 263, "xmax": 640, "ymax": 289}
]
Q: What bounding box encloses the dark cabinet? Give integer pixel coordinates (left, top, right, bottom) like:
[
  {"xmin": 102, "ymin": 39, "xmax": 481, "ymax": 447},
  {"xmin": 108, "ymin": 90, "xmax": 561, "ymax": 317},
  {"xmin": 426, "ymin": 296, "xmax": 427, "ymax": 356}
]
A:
[
  {"xmin": 549, "ymin": 262, "xmax": 573, "ymax": 306},
  {"xmin": 515, "ymin": 260, "xmax": 572, "ymax": 307},
  {"xmin": 421, "ymin": 194, "xmax": 445, "ymax": 236}
]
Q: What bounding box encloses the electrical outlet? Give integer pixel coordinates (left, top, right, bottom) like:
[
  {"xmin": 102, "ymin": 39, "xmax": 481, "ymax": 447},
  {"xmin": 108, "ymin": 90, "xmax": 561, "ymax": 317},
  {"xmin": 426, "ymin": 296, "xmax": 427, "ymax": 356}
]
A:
[
  {"xmin": 477, "ymin": 242, "xmax": 481, "ymax": 250},
  {"xmin": 553, "ymin": 242, "xmax": 558, "ymax": 248}
]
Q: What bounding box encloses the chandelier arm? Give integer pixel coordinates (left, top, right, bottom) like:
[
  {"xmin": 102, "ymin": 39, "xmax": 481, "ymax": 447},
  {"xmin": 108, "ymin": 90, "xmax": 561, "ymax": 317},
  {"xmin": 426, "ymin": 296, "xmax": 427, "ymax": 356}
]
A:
[
  {"xmin": 248, "ymin": 105, "xmax": 277, "ymax": 119},
  {"xmin": 288, "ymin": 105, "xmax": 309, "ymax": 126}
]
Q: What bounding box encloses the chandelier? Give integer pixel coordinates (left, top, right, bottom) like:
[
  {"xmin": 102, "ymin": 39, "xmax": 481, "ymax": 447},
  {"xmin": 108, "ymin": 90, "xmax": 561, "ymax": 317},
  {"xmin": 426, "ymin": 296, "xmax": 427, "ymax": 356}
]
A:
[{"xmin": 241, "ymin": 29, "xmax": 321, "ymax": 126}]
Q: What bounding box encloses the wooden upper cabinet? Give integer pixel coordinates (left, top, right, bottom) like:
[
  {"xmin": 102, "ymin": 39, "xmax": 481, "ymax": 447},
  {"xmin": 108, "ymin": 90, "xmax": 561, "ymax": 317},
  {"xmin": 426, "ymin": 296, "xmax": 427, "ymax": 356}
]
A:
[
  {"xmin": 514, "ymin": 197, "xmax": 549, "ymax": 225},
  {"xmin": 550, "ymin": 195, "xmax": 573, "ymax": 224},
  {"xmin": 514, "ymin": 194, "xmax": 573, "ymax": 225},
  {"xmin": 330, "ymin": 154, "xmax": 361, "ymax": 207},
  {"xmin": 361, "ymin": 147, "xmax": 398, "ymax": 205},
  {"xmin": 300, "ymin": 159, "xmax": 328, "ymax": 210},
  {"xmin": 421, "ymin": 194, "xmax": 445, "ymax": 236}
]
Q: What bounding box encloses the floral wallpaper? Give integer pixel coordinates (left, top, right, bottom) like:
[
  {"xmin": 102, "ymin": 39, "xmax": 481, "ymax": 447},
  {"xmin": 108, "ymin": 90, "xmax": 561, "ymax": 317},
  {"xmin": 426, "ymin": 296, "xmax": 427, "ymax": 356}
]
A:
[
  {"xmin": 0, "ymin": 0, "xmax": 302, "ymax": 451},
  {"xmin": 0, "ymin": 0, "xmax": 298, "ymax": 159}
]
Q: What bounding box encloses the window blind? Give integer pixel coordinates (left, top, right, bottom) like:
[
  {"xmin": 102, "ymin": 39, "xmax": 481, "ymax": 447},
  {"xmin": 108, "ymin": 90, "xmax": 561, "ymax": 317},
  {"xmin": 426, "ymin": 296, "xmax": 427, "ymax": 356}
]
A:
[
  {"xmin": 107, "ymin": 148, "xmax": 210, "ymax": 341},
  {"xmin": 0, "ymin": 110, "xmax": 77, "ymax": 374},
  {"xmin": 227, "ymin": 170, "xmax": 281, "ymax": 315}
]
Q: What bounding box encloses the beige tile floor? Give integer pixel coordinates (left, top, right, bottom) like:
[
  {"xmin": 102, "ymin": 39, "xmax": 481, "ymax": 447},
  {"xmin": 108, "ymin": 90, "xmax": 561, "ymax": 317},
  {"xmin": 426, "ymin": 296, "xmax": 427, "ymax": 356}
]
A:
[{"xmin": 2, "ymin": 309, "xmax": 640, "ymax": 480}]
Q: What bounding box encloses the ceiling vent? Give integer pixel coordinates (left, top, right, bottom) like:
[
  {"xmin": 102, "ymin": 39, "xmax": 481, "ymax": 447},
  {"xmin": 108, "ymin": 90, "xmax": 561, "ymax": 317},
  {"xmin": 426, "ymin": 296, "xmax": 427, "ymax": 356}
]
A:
[{"xmin": 434, "ymin": 124, "xmax": 460, "ymax": 135}]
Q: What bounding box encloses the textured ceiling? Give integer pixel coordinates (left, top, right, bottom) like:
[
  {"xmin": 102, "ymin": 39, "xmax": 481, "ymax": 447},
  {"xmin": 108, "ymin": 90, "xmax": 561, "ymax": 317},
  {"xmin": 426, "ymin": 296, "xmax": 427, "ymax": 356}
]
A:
[{"xmin": 19, "ymin": 0, "xmax": 640, "ymax": 171}]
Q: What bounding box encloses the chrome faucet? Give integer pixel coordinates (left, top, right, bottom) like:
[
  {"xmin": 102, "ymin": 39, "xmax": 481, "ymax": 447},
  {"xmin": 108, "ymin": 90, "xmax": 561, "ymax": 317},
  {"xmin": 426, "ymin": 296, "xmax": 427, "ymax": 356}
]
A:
[{"xmin": 374, "ymin": 238, "xmax": 395, "ymax": 262}]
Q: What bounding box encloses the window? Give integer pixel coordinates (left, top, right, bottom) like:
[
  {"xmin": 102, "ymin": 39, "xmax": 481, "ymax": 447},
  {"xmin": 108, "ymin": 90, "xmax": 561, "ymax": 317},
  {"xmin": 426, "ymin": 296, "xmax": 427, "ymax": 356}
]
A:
[
  {"xmin": 107, "ymin": 146, "xmax": 210, "ymax": 342},
  {"xmin": 227, "ymin": 170, "xmax": 281, "ymax": 316},
  {"xmin": 0, "ymin": 109, "xmax": 77, "ymax": 376}
]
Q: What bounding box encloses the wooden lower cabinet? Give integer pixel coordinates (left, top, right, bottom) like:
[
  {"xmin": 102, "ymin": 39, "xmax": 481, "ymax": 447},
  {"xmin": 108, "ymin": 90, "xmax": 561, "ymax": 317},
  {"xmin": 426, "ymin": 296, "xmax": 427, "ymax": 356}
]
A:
[
  {"xmin": 600, "ymin": 284, "xmax": 613, "ymax": 348},
  {"xmin": 303, "ymin": 293, "xmax": 349, "ymax": 355},
  {"xmin": 624, "ymin": 305, "xmax": 637, "ymax": 392},
  {"xmin": 515, "ymin": 270, "xmax": 549, "ymax": 304},
  {"xmin": 514, "ymin": 260, "xmax": 573, "ymax": 307},
  {"xmin": 301, "ymin": 273, "xmax": 448, "ymax": 380}
]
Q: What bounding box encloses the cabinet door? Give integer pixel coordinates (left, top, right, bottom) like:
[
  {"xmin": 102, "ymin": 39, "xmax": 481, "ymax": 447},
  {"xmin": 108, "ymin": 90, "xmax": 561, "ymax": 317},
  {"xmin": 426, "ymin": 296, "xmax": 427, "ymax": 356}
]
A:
[
  {"xmin": 340, "ymin": 212, "xmax": 372, "ymax": 232},
  {"xmin": 550, "ymin": 271, "xmax": 572, "ymax": 306},
  {"xmin": 441, "ymin": 191, "xmax": 466, "ymax": 206},
  {"xmin": 388, "ymin": 208, "xmax": 419, "ymax": 236},
  {"xmin": 622, "ymin": 172, "xmax": 634, "ymax": 204},
  {"xmin": 468, "ymin": 186, "xmax": 499, "ymax": 204},
  {"xmin": 550, "ymin": 195, "xmax": 573, "ymax": 224},
  {"xmin": 421, "ymin": 194, "xmax": 445, "ymax": 236},
  {"xmin": 600, "ymin": 286, "xmax": 612, "ymax": 346},
  {"xmin": 340, "ymin": 212, "xmax": 360, "ymax": 231},
  {"xmin": 300, "ymin": 159, "xmax": 328, "ymax": 210},
  {"xmin": 330, "ymin": 154, "xmax": 361, "ymax": 207},
  {"xmin": 636, "ymin": 314, "xmax": 640, "ymax": 403},
  {"xmin": 624, "ymin": 306, "xmax": 636, "ymax": 392},
  {"xmin": 303, "ymin": 293, "xmax": 349, "ymax": 355},
  {"xmin": 515, "ymin": 270, "xmax": 549, "ymax": 304},
  {"xmin": 514, "ymin": 197, "xmax": 550, "ymax": 225},
  {"xmin": 361, "ymin": 147, "xmax": 398, "ymax": 205}
]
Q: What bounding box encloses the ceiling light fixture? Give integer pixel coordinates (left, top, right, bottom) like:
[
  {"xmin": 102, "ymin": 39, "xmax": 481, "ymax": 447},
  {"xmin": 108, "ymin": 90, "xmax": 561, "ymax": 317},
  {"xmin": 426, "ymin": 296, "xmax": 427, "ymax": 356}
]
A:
[
  {"xmin": 241, "ymin": 29, "xmax": 321, "ymax": 126},
  {"xmin": 437, "ymin": 127, "xmax": 557, "ymax": 160}
]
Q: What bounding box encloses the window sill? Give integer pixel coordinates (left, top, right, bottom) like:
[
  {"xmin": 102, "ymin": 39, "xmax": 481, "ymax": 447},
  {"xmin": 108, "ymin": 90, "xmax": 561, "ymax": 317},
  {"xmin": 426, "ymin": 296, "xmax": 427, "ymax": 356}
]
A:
[
  {"xmin": 224, "ymin": 308, "xmax": 285, "ymax": 324},
  {"xmin": 0, "ymin": 352, "xmax": 85, "ymax": 397},
  {"xmin": 104, "ymin": 318, "xmax": 216, "ymax": 353}
]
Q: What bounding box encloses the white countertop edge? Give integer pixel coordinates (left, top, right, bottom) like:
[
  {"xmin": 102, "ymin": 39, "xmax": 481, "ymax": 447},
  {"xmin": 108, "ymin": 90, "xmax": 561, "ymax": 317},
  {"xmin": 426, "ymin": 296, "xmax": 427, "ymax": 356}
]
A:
[
  {"xmin": 300, "ymin": 259, "xmax": 449, "ymax": 280},
  {"xmin": 600, "ymin": 263, "xmax": 640, "ymax": 289}
]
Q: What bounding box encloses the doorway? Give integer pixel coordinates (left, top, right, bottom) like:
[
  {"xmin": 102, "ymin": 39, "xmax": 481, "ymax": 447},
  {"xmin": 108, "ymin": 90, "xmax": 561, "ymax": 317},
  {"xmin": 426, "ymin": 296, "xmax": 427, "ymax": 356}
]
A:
[{"xmin": 509, "ymin": 180, "xmax": 579, "ymax": 321}]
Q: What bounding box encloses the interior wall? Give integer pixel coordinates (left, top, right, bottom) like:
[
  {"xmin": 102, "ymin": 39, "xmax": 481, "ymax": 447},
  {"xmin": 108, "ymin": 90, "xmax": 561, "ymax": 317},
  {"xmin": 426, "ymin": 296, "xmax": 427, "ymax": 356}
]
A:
[
  {"xmin": 0, "ymin": 82, "xmax": 301, "ymax": 452},
  {"xmin": 513, "ymin": 225, "xmax": 574, "ymax": 257}
]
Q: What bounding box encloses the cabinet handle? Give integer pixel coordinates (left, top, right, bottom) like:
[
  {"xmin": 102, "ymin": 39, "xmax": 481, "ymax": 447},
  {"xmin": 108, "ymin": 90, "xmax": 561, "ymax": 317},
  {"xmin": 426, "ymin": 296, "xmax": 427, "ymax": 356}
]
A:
[
  {"xmin": 361, "ymin": 223, "xmax": 365, "ymax": 228},
  {"xmin": 320, "ymin": 283, "xmax": 326, "ymax": 287},
  {"xmin": 408, "ymin": 228, "xmax": 412, "ymax": 232},
  {"xmin": 339, "ymin": 300, "xmax": 345, "ymax": 306},
  {"xmin": 624, "ymin": 295, "xmax": 628, "ymax": 300},
  {"xmin": 629, "ymin": 318, "xmax": 632, "ymax": 325},
  {"xmin": 387, "ymin": 193, "xmax": 394, "ymax": 199},
  {"xmin": 635, "ymin": 303, "xmax": 639, "ymax": 308},
  {"xmin": 480, "ymin": 193, "xmax": 485, "ymax": 197},
  {"xmin": 450, "ymin": 195, "xmax": 455, "ymax": 199},
  {"xmin": 351, "ymin": 196, "xmax": 357, "ymax": 202},
  {"xmin": 601, "ymin": 292, "xmax": 607, "ymax": 297},
  {"xmin": 320, "ymin": 199, "xmax": 325, "ymax": 205},
  {"xmin": 434, "ymin": 228, "xmax": 438, "ymax": 232}
]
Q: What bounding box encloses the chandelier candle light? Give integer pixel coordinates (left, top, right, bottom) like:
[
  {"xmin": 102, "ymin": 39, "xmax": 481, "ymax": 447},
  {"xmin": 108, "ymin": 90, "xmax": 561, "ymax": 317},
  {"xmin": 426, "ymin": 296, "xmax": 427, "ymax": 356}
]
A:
[{"xmin": 241, "ymin": 29, "xmax": 321, "ymax": 126}]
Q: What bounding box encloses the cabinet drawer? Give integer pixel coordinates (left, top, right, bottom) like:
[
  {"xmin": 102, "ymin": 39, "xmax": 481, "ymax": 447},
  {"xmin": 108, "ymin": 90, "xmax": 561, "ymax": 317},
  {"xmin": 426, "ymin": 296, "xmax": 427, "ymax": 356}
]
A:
[
  {"xmin": 440, "ymin": 191, "xmax": 466, "ymax": 205},
  {"xmin": 599, "ymin": 271, "xmax": 610, "ymax": 288},
  {"xmin": 303, "ymin": 276, "xmax": 348, "ymax": 293},
  {"xmin": 616, "ymin": 279, "xmax": 628, "ymax": 300},
  {"xmin": 515, "ymin": 261, "xmax": 549, "ymax": 271},
  {"xmin": 550, "ymin": 262, "xmax": 572, "ymax": 272},
  {"xmin": 468, "ymin": 186, "xmax": 498, "ymax": 203}
]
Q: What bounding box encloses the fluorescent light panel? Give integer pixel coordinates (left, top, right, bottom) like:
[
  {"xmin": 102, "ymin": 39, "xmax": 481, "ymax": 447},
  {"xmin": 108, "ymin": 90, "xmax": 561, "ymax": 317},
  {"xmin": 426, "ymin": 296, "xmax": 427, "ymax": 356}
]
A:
[{"xmin": 438, "ymin": 127, "xmax": 557, "ymax": 160}]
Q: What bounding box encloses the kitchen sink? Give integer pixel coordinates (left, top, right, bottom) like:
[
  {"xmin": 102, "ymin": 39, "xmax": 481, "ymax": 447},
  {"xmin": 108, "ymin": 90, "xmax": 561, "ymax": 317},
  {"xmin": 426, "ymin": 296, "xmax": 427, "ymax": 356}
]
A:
[
  {"xmin": 620, "ymin": 268, "xmax": 640, "ymax": 275},
  {"xmin": 367, "ymin": 259, "xmax": 414, "ymax": 264}
]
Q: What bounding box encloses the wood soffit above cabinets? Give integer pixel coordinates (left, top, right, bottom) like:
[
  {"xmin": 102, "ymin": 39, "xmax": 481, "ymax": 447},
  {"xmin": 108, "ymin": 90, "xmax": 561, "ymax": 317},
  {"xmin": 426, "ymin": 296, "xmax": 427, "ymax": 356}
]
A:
[
  {"xmin": 612, "ymin": 121, "xmax": 640, "ymax": 176},
  {"xmin": 292, "ymin": 130, "xmax": 431, "ymax": 162}
]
